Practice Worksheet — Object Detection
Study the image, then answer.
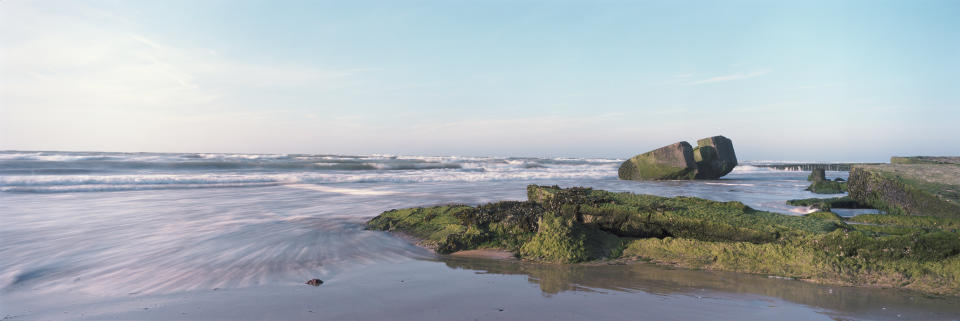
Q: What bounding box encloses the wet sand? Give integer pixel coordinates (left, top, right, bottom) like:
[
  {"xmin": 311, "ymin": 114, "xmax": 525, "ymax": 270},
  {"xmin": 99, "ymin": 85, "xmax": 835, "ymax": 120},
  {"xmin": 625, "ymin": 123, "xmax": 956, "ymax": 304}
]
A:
[
  {"xmin": 4, "ymin": 254, "xmax": 959, "ymax": 321},
  {"xmin": 3, "ymin": 168, "xmax": 959, "ymax": 320}
]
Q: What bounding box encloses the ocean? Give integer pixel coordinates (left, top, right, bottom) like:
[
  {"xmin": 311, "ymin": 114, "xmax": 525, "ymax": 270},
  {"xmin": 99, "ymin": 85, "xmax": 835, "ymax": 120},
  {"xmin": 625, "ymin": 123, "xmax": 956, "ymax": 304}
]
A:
[{"xmin": 1, "ymin": 151, "xmax": 956, "ymax": 320}]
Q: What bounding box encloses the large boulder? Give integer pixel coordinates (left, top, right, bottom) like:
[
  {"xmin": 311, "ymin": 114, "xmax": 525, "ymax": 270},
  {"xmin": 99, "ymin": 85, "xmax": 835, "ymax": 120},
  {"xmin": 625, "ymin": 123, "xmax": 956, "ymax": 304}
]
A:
[
  {"xmin": 618, "ymin": 142, "xmax": 697, "ymax": 180},
  {"xmin": 619, "ymin": 136, "xmax": 738, "ymax": 181},
  {"xmin": 693, "ymin": 136, "xmax": 738, "ymax": 179}
]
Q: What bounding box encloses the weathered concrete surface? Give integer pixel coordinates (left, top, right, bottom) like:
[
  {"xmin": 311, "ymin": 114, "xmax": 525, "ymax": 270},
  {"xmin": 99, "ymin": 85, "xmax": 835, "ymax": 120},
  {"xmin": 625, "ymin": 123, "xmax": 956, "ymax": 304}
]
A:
[
  {"xmin": 694, "ymin": 136, "xmax": 738, "ymax": 179},
  {"xmin": 618, "ymin": 142, "xmax": 697, "ymax": 180},
  {"xmin": 808, "ymin": 169, "xmax": 826, "ymax": 182},
  {"xmin": 890, "ymin": 156, "xmax": 960, "ymax": 165},
  {"xmin": 619, "ymin": 136, "xmax": 738, "ymax": 181},
  {"xmin": 369, "ymin": 185, "xmax": 960, "ymax": 295},
  {"xmin": 848, "ymin": 163, "xmax": 960, "ymax": 218}
]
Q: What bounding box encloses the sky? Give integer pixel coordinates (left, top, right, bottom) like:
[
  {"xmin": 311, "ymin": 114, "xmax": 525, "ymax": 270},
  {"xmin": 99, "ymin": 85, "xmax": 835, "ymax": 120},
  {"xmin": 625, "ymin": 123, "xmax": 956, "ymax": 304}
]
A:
[{"xmin": 1, "ymin": 0, "xmax": 958, "ymax": 161}]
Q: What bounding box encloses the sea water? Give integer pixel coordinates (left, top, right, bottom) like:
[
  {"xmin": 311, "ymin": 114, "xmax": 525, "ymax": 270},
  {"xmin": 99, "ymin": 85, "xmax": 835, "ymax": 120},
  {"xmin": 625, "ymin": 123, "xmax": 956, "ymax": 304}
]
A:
[{"xmin": 1, "ymin": 151, "xmax": 956, "ymax": 320}]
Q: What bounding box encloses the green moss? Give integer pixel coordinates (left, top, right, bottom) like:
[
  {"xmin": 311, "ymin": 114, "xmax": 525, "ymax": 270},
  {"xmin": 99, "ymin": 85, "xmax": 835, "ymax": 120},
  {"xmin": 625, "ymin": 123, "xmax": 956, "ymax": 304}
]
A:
[
  {"xmin": 891, "ymin": 156, "xmax": 960, "ymax": 165},
  {"xmin": 804, "ymin": 211, "xmax": 844, "ymax": 222},
  {"xmin": 850, "ymin": 214, "xmax": 960, "ymax": 231},
  {"xmin": 368, "ymin": 185, "xmax": 960, "ymax": 295},
  {"xmin": 624, "ymin": 237, "xmax": 820, "ymax": 278},
  {"xmin": 850, "ymin": 224, "xmax": 926, "ymax": 236},
  {"xmin": 367, "ymin": 203, "xmax": 539, "ymax": 254},
  {"xmin": 815, "ymin": 229, "xmax": 960, "ymax": 261},
  {"xmin": 693, "ymin": 146, "xmax": 715, "ymax": 163},
  {"xmin": 623, "ymin": 233, "xmax": 960, "ymax": 295},
  {"xmin": 806, "ymin": 180, "xmax": 848, "ymax": 194},
  {"xmin": 621, "ymin": 156, "xmax": 696, "ymax": 180},
  {"xmin": 367, "ymin": 205, "xmax": 470, "ymax": 241},
  {"xmin": 787, "ymin": 196, "xmax": 869, "ymax": 211},
  {"xmin": 528, "ymin": 185, "xmax": 843, "ymax": 243},
  {"xmin": 518, "ymin": 213, "xmax": 596, "ymax": 263},
  {"xmin": 848, "ymin": 165, "xmax": 960, "ymax": 218},
  {"xmin": 808, "ymin": 169, "xmax": 826, "ymax": 182}
]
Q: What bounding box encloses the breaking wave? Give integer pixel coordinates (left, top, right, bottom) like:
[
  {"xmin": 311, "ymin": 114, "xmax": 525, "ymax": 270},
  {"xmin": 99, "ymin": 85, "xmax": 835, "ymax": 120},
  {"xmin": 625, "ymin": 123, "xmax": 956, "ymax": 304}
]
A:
[{"xmin": 0, "ymin": 151, "xmax": 620, "ymax": 193}]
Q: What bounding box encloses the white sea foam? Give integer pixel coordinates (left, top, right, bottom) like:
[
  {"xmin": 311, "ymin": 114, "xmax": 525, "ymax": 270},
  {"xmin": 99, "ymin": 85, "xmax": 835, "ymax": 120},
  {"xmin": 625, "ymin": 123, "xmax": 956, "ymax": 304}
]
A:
[
  {"xmin": 0, "ymin": 163, "xmax": 619, "ymax": 193},
  {"xmin": 788, "ymin": 206, "xmax": 818, "ymax": 215},
  {"xmin": 703, "ymin": 182, "xmax": 756, "ymax": 186},
  {"xmin": 285, "ymin": 184, "xmax": 402, "ymax": 196}
]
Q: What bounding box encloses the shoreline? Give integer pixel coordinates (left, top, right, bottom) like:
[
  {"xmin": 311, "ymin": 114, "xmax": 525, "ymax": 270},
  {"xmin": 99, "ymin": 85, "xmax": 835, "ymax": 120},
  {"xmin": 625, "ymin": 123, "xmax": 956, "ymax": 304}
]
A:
[
  {"xmin": 369, "ymin": 185, "xmax": 960, "ymax": 297},
  {"xmin": 396, "ymin": 231, "xmax": 955, "ymax": 298}
]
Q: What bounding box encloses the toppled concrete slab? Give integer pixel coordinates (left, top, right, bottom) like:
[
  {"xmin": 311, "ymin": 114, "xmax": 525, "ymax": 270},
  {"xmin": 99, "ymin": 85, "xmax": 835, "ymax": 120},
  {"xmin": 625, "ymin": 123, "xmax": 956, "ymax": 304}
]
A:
[{"xmin": 618, "ymin": 135, "xmax": 738, "ymax": 180}]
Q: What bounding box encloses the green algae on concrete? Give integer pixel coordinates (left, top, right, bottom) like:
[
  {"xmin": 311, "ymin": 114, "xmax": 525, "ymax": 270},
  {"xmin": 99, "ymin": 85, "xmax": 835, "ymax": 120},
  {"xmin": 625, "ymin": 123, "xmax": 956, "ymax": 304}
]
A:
[
  {"xmin": 803, "ymin": 211, "xmax": 845, "ymax": 222},
  {"xmin": 618, "ymin": 135, "xmax": 739, "ymax": 181},
  {"xmin": 848, "ymin": 163, "xmax": 960, "ymax": 218},
  {"xmin": 694, "ymin": 136, "xmax": 738, "ymax": 179},
  {"xmin": 807, "ymin": 168, "xmax": 826, "ymax": 182},
  {"xmin": 807, "ymin": 181, "xmax": 846, "ymax": 194},
  {"xmin": 618, "ymin": 141, "xmax": 697, "ymax": 180},
  {"xmin": 890, "ymin": 156, "xmax": 960, "ymax": 165},
  {"xmin": 787, "ymin": 196, "xmax": 870, "ymax": 211},
  {"xmin": 367, "ymin": 185, "xmax": 960, "ymax": 295},
  {"xmin": 519, "ymin": 213, "xmax": 624, "ymax": 263},
  {"xmin": 528, "ymin": 185, "xmax": 843, "ymax": 242},
  {"xmin": 803, "ymin": 168, "xmax": 848, "ymax": 194},
  {"xmin": 367, "ymin": 203, "xmax": 540, "ymax": 254},
  {"xmin": 849, "ymin": 214, "xmax": 960, "ymax": 232},
  {"xmin": 622, "ymin": 233, "xmax": 960, "ymax": 295},
  {"xmin": 806, "ymin": 180, "xmax": 847, "ymax": 194}
]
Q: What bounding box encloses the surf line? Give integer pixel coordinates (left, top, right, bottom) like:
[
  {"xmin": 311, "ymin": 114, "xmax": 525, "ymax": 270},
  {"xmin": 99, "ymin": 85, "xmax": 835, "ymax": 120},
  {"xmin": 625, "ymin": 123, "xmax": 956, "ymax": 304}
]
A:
[{"xmin": 285, "ymin": 184, "xmax": 402, "ymax": 196}]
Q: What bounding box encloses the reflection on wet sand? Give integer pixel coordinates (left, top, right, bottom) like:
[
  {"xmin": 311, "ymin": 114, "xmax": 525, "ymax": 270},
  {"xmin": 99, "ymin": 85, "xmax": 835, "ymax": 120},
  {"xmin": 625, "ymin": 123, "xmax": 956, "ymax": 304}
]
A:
[{"xmin": 442, "ymin": 256, "xmax": 960, "ymax": 319}]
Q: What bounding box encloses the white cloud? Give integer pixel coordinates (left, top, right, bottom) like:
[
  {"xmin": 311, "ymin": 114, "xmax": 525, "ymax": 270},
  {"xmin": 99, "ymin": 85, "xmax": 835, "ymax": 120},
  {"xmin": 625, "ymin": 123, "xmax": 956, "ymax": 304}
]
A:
[{"xmin": 684, "ymin": 69, "xmax": 773, "ymax": 85}]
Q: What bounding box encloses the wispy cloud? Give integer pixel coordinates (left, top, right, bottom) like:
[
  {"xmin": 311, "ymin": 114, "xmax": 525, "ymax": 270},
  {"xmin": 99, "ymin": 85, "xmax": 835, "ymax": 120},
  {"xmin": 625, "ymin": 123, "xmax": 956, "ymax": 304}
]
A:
[{"xmin": 685, "ymin": 69, "xmax": 773, "ymax": 85}]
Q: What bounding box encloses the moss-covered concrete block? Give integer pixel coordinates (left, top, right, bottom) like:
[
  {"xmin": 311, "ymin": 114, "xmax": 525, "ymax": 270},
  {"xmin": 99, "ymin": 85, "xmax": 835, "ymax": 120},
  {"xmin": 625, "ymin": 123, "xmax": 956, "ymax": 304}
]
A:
[
  {"xmin": 527, "ymin": 185, "xmax": 844, "ymax": 243},
  {"xmin": 518, "ymin": 213, "xmax": 623, "ymax": 263},
  {"xmin": 618, "ymin": 141, "xmax": 697, "ymax": 180},
  {"xmin": 369, "ymin": 185, "xmax": 960, "ymax": 295},
  {"xmin": 618, "ymin": 136, "xmax": 738, "ymax": 180},
  {"xmin": 786, "ymin": 196, "xmax": 870, "ymax": 211},
  {"xmin": 806, "ymin": 180, "xmax": 847, "ymax": 194},
  {"xmin": 890, "ymin": 156, "xmax": 960, "ymax": 165},
  {"xmin": 694, "ymin": 135, "xmax": 738, "ymax": 179},
  {"xmin": 808, "ymin": 168, "xmax": 826, "ymax": 182},
  {"xmin": 848, "ymin": 164, "xmax": 960, "ymax": 218}
]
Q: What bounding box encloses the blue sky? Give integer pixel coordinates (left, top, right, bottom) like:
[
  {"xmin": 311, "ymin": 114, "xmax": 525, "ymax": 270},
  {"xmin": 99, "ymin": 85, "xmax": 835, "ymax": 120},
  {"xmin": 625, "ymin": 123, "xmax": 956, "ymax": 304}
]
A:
[{"xmin": 1, "ymin": 0, "xmax": 958, "ymax": 161}]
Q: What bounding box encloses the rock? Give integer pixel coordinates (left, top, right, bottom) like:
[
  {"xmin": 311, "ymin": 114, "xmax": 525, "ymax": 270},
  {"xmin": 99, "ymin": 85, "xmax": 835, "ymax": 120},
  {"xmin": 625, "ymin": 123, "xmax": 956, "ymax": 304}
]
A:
[
  {"xmin": 848, "ymin": 163, "xmax": 960, "ymax": 218},
  {"xmin": 618, "ymin": 141, "xmax": 697, "ymax": 180},
  {"xmin": 693, "ymin": 136, "xmax": 738, "ymax": 179},
  {"xmin": 366, "ymin": 185, "xmax": 960, "ymax": 295},
  {"xmin": 806, "ymin": 180, "xmax": 847, "ymax": 194},
  {"xmin": 808, "ymin": 169, "xmax": 826, "ymax": 182},
  {"xmin": 805, "ymin": 168, "xmax": 847, "ymax": 194},
  {"xmin": 306, "ymin": 279, "xmax": 323, "ymax": 286},
  {"xmin": 786, "ymin": 196, "xmax": 870, "ymax": 211}
]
